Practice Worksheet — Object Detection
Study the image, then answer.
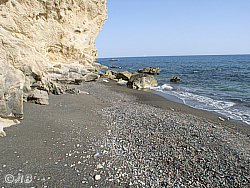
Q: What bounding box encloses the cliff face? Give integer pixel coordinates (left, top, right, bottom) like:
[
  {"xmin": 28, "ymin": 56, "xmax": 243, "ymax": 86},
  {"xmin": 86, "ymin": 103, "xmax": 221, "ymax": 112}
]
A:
[{"xmin": 0, "ymin": 0, "xmax": 107, "ymax": 118}]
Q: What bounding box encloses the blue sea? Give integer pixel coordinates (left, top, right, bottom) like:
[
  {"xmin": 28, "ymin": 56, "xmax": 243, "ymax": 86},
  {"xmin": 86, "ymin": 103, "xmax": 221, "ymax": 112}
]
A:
[{"xmin": 98, "ymin": 55, "xmax": 250, "ymax": 125}]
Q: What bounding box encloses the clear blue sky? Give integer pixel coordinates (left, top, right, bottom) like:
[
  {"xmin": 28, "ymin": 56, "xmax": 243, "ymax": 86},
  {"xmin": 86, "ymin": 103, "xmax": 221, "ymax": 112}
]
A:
[{"xmin": 96, "ymin": 0, "xmax": 250, "ymax": 58}]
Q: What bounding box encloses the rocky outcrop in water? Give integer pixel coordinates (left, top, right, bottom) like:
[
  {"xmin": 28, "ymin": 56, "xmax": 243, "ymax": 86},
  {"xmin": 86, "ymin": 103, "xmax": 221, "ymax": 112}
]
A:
[
  {"xmin": 170, "ymin": 76, "xmax": 181, "ymax": 83},
  {"xmin": 138, "ymin": 67, "xmax": 160, "ymax": 75},
  {"xmin": 127, "ymin": 73, "xmax": 158, "ymax": 89},
  {"xmin": 0, "ymin": 0, "xmax": 107, "ymax": 119}
]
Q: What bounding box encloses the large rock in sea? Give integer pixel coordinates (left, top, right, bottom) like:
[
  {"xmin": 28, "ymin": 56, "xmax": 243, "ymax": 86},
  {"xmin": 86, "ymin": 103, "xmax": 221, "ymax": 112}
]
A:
[
  {"xmin": 170, "ymin": 76, "xmax": 181, "ymax": 83},
  {"xmin": 0, "ymin": 0, "xmax": 107, "ymax": 118},
  {"xmin": 138, "ymin": 67, "xmax": 160, "ymax": 75},
  {"xmin": 127, "ymin": 74, "xmax": 158, "ymax": 89}
]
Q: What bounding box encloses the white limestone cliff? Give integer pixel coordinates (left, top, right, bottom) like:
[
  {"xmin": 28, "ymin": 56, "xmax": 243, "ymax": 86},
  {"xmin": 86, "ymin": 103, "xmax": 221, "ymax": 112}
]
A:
[{"xmin": 0, "ymin": 0, "xmax": 107, "ymax": 122}]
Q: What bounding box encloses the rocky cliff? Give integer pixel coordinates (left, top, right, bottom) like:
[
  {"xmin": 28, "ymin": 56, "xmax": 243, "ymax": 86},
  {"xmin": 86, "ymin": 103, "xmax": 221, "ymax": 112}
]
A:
[{"xmin": 0, "ymin": 0, "xmax": 107, "ymax": 119}]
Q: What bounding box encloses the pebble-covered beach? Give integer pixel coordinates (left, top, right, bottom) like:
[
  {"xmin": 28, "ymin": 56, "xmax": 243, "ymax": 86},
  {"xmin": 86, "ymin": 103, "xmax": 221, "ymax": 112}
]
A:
[
  {"xmin": 79, "ymin": 82, "xmax": 250, "ymax": 187},
  {"xmin": 0, "ymin": 81, "xmax": 249, "ymax": 187}
]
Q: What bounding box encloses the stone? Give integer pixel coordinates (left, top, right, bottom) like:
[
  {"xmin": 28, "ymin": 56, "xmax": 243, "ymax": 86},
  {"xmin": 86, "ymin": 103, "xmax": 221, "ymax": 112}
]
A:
[
  {"xmin": 116, "ymin": 71, "xmax": 133, "ymax": 81},
  {"xmin": 0, "ymin": 130, "xmax": 6, "ymax": 137},
  {"xmin": 93, "ymin": 63, "xmax": 108, "ymax": 72},
  {"xmin": 170, "ymin": 76, "xmax": 181, "ymax": 83},
  {"xmin": 94, "ymin": 152, "xmax": 100, "ymax": 159},
  {"xmin": 127, "ymin": 74, "xmax": 158, "ymax": 89},
  {"xmin": 0, "ymin": 63, "xmax": 25, "ymax": 118},
  {"xmin": 27, "ymin": 89, "xmax": 49, "ymax": 105},
  {"xmin": 65, "ymin": 88, "xmax": 79, "ymax": 95},
  {"xmin": 74, "ymin": 79, "xmax": 83, "ymax": 85},
  {"xmin": 102, "ymin": 79, "xmax": 109, "ymax": 83},
  {"xmin": 94, "ymin": 175, "xmax": 101, "ymax": 181},
  {"xmin": 138, "ymin": 67, "xmax": 160, "ymax": 75},
  {"xmin": 97, "ymin": 164, "xmax": 104, "ymax": 169},
  {"xmin": 47, "ymin": 82, "xmax": 63, "ymax": 95},
  {"xmin": 218, "ymin": 117, "xmax": 225, "ymax": 121},
  {"xmin": 84, "ymin": 73, "xmax": 100, "ymax": 82},
  {"xmin": 0, "ymin": 117, "xmax": 20, "ymax": 137},
  {"xmin": 110, "ymin": 65, "xmax": 121, "ymax": 69},
  {"xmin": 117, "ymin": 80, "xmax": 128, "ymax": 86},
  {"xmin": 79, "ymin": 91, "xmax": 90, "ymax": 95},
  {"xmin": 104, "ymin": 70, "xmax": 117, "ymax": 79}
]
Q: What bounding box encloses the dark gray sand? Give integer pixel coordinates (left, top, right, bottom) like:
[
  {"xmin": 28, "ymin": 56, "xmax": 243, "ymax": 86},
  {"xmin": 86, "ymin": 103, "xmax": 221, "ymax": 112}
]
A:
[
  {"xmin": 0, "ymin": 81, "xmax": 249, "ymax": 187},
  {"xmin": 0, "ymin": 93, "xmax": 107, "ymax": 187}
]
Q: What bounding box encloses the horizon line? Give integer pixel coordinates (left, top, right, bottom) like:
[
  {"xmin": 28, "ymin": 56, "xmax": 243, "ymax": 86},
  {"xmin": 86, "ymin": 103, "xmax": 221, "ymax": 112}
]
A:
[{"xmin": 98, "ymin": 53, "xmax": 250, "ymax": 59}]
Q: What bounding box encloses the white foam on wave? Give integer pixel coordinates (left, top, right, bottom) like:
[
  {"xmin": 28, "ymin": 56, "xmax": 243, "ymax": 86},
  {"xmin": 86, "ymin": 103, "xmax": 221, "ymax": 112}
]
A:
[
  {"xmin": 156, "ymin": 89, "xmax": 250, "ymax": 125},
  {"xmin": 150, "ymin": 84, "xmax": 173, "ymax": 91},
  {"xmin": 175, "ymin": 91, "xmax": 235, "ymax": 110},
  {"xmin": 178, "ymin": 92, "xmax": 250, "ymax": 125}
]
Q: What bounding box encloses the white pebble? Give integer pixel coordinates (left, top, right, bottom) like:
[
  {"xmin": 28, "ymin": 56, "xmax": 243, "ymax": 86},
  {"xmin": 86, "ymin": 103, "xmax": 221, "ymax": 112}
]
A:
[
  {"xmin": 97, "ymin": 164, "xmax": 103, "ymax": 169},
  {"xmin": 94, "ymin": 175, "xmax": 101, "ymax": 181}
]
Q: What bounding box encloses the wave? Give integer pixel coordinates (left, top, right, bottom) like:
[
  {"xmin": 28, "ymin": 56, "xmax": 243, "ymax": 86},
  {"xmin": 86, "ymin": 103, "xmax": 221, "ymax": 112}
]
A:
[
  {"xmin": 153, "ymin": 86, "xmax": 250, "ymax": 125},
  {"xmin": 150, "ymin": 84, "xmax": 173, "ymax": 91},
  {"xmin": 173, "ymin": 91, "xmax": 235, "ymax": 110}
]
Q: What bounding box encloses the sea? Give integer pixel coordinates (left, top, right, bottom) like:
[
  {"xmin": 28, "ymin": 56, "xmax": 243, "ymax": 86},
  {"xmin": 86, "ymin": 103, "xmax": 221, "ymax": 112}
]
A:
[{"xmin": 98, "ymin": 55, "xmax": 250, "ymax": 125}]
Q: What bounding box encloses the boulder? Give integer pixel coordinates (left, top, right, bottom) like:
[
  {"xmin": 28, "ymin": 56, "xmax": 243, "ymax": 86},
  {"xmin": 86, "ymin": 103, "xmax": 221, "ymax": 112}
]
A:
[
  {"xmin": 116, "ymin": 71, "xmax": 133, "ymax": 81},
  {"xmin": 0, "ymin": 117, "xmax": 20, "ymax": 137},
  {"xmin": 104, "ymin": 70, "xmax": 117, "ymax": 79},
  {"xmin": 127, "ymin": 74, "xmax": 158, "ymax": 89},
  {"xmin": 74, "ymin": 79, "xmax": 83, "ymax": 85},
  {"xmin": 84, "ymin": 73, "xmax": 100, "ymax": 82},
  {"xmin": 48, "ymin": 82, "xmax": 63, "ymax": 95},
  {"xmin": 170, "ymin": 76, "xmax": 181, "ymax": 83},
  {"xmin": 27, "ymin": 89, "xmax": 49, "ymax": 105},
  {"xmin": 93, "ymin": 63, "xmax": 108, "ymax": 72},
  {"xmin": 65, "ymin": 88, "xmax": 80, "ymax": 95},
  {"xmin": 117, "ymin": 80, "xmax": 128, "ymax": 86},
  {"xmin": 138, "ymin": 67, "xmax": 160, "ymax": 75},
  {"xmin": 0, "ymin": 62, "xmax": 25, "ymax": 118}
]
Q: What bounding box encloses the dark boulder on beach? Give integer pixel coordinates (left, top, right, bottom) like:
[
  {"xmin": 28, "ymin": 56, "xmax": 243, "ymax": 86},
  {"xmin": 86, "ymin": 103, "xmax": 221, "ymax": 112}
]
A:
[
  {"xmin": 138, "ymin": 67, "xmax": 160, "ymax": 75},
  {"xmin": 27, "ymin": 89, "xmax": 49, "ymax": 105},
  {"xmin": 104, "ymin": 70, "xmax": 117, "ymax": 79},
  {"xmin": 84, "ymin": 73, "xmax": 100, "ymax": 82},
  {"xmin": 127, "ymin": 73, "xmax": 158, "ymax": 89},
  {"xmin": 93, "ymin": 63, "xmax": 108, "ymax": 72},
  {"xmin": 116, "ymin": 71, "xmax": 133, "ymax": 81}
]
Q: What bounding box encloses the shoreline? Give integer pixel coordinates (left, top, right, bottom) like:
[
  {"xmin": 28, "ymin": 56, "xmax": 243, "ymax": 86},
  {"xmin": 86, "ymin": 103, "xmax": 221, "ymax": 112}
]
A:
[
  {"xmin": 0, "ymin": 80, "xmax": 249, "ymax": 187},
  {"xmin": 102, "ymin": 80, "xmax": 250, "ymax": 136}
]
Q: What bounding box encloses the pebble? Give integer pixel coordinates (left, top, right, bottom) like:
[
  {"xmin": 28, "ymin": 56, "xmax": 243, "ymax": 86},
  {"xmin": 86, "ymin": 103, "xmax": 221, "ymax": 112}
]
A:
[
  {"xmin": 218, "ymin": 117, "xmax": 225, "ymax": 121},
  {"xmin": 94, "ymin": 152, "xmax": 100, "ymax": 159},
  {"xmin": 94, "ymin": 175, "xmax": 101, "ymax": 181},
  {"xmin": 96, "ymin": 164, "xmax": 103, "ymax": 169}
]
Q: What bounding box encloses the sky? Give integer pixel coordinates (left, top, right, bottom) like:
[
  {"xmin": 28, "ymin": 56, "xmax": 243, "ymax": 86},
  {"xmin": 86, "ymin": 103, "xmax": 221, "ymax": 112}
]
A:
[{"xmin": 96, "ymin": 0, "xmax": 250, "ymax": 58}]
